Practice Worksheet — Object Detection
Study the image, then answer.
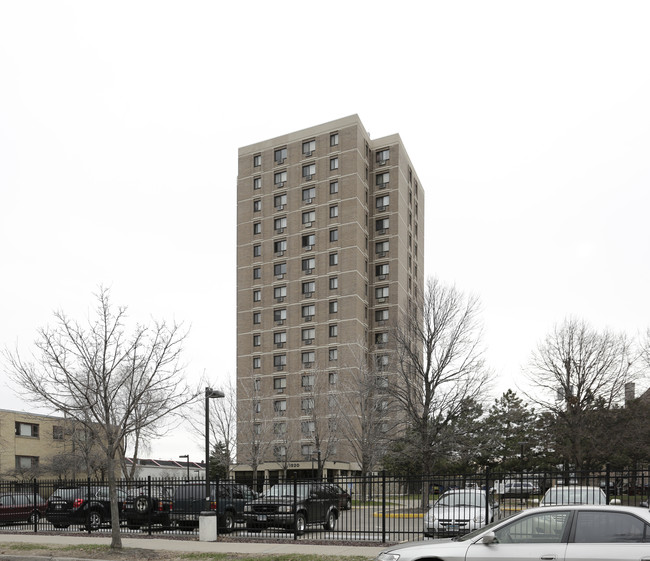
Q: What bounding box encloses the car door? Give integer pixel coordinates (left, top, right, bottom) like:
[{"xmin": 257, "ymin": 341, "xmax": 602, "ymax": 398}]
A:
[
  {"xmin": 0, "ymin": 494, "xmax": 15, "ymax": 523},
  {"xmin": 565, "ymin": 510, "xmax": 650, "ymax": 561},
  {"xmin": 466, "ymin": 510, "xmax": 571, "ymax": 561}
]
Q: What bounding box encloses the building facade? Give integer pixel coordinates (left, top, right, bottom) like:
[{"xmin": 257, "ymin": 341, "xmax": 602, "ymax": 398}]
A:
[{"xmin": 235, "ymin": 115, "xmax": 424, "ymax": 480}]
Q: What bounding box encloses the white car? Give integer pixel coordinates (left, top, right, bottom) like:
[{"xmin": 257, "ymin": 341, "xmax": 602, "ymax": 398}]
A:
[
  {"xmin": 378, "ymin": 504, "xmax": 650, "ymax": 561},
  {"xmin": 540, "ymin": 486, "xmax": 606, "ymax": 506},
  {"xmin": 423, "ymin": 489, "xmax": 500, "ymax": 537}
]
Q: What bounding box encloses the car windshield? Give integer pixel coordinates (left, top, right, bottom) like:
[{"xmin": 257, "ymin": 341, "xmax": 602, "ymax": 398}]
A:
[
  {"xmin": 264, "ymin": 484, "xmax": 310, "ymax": 499},
  {"xmin": 541, "ymin": 487, "xmax": 604, "ymax": 505},
  {"xmin": 436, "ymin": 491, "xmax": 486, "ymax": 508}
]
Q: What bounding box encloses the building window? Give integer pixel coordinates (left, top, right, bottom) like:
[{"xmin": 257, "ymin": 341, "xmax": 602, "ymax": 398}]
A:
[
  {"xmin": 330, "ymin": 157, "xmax": 339, "ymax": 170},
  {"xmin": 274, "ymin": 193, "xmax": 287, "ymax": 208},
  {"xmin": 274, "ymin": 355, "xmax": 287, "ymax": 369},
  {"xmin": 330, "ymin": 132, "xmax": 339, "ymax": 146},
  {"xmin": 302, "ymin": 374, "xmax": 315, "ymax": 389},
  {"xmin": 377, "ymin": 355, "xmax": 389, "ymax": 369},
  {"xmin": 274, "ymin": 400, "xmax": 287, "ymax": 414},
  {"xmin": 274, "ymin": 170, "xmax": 287, "ymax": 186},
  {"xmin": 376, "ymin": 148, "xmax": 390, "ymax": 163},
  {"xmin": 302, "ymin": 304, "xmax": 315, "ymax": 319},
  {"xmin": 329, "ymin": 372, "xmax": 337, "ymax": 385},
  {"xmin": 274, "ymin": 308, "xmax": 287, "ymax": 322},
  {"xmin": 253, "ymin": 334, "xmax": 261, "ymax": 347},
  {"xmin": 376, "ymin": 376, "xmax": 389, "ymax": 388},
  {"xmin": 253, "ymin": 403, "xmax": 261, "ymax": 415},
  {"xmin": 253, "ymin": 244, "xmax": 261, "ymax": 257},
  {"xmin": 302, "ymin": 257, "xmax": 315, "ymax": 272},
  {"xmin": 376, "ymin": 241, "xmax": 389, "ymax": 255},
  {"xmin": 302, "ymin": 139, "xmax": 316, "ymax": 156},
  {"xmin": 302, "ymin": 210, "xmax": 316, "ymax": 224},
  {"xmin": 274, "ymin": 147, "xmax": 287, "ymax": 164},
  {"xmin": 302, "ymin": 163, "xmax": 316, "ymax": 179},
  {"xmin": 376, "ymin": 218, "xmax": 389, "ymax": 232},
  {"xmin": 53, "ymin": 426, "xmax": 64, "ymax": 440},
  {"xmin": 274, "ymin": 239, "xmax": 287, "ymax": 253},
  {"xmin": 329, "ymin": 324, "xmax": 338, "ymax": 337},
  {"xmin": 329, "ymin": 348, "xmax": 338, "ymax": 361},
  {"xmin": 15, "ymin": 422, "xmax": 39, "ymax": 438},
  {"xmin": 253, "ymin": 222, "xmax": 261, "ymax": 235},
  {"xmin": 302, "ymin": 186, "xmax": 316, "ymax": 202},
  {"xmin": 329, "ymin": 300, "xmax": 338, "ymax": 314},
  {"xmin": 274, "ymin": 331, "xmax": 287, "ymax": 345},
  {"xmin": 376, "ymin": 195, "xmax": 390, "ymax": 210},
  {"xmin": 376, "ymin": 332, "xmax": 388, "ymax": 345},
  {"xmin": 301, "ymin": 421, "xmax": 316, "ymax": 435},
  {"xmin": 274, "ymin": 286, "xmax": 287, "ymax": 300},
  {"xmin": 302, "ymin": 351, "xmax": 315, "ymax": 365},
  {"xmin": 329, "ymin": 253, "xmax": 338, "ymax": 266},
  {"xmin": 302, "ymin": 444, "xmax": 313, "ymax": 456},
  {"xmin": 376, "ymin": 172, "xmax": 389, "ymax": 187},
  {"xmin": 375, "ymin": 309, "xmax": 389, "ymax": 322},
  {"xmin": 302, "ymin": 281, "xmax": 315, "ymax": 295},
  {"xmin": 253, "ymin": 311, "xmax": 261, "ymax": 324},
  {"xmin": 253, "ymin": 289, "xmax": 261, "ymax": 302},
  {"xmin": 329, "ymin": 229, "xmax": 338, "ymax": 242},
  {"xmin": 253, "ymin": 267, "xmax": 261, "ymax": 279},
  {"xmin": 375, "ymin": 286, "xmax": 388, "ymax": 298},
  {"xmin": 274, "ymin": 422, "xmax": 287, "ymax": 435},
  {"xmin": 253, "ymin": 356, "xmax": 261, "ymax": 369},
  {"xmin": 302, "ymin": 399, "xmax": 315, "ymax": 413},
  {"xmin": 274, "ymin": 216, "xmax": 287, "ymax": 231},
  {"xmin": 15, "ymin": 456, "xmax": 39, "ymax": 469},
  {"xmin": 253, "ymin": 199, "xmax": 261, "ymax": 212},
  {"xmin": 330, "ymin": 180, "xmax": 339, "ymax": 194},
  {"xmin": 329, "ymin": 277, "xmax": 338, "ymax": 289},
  {"xmin": 274, "ymin": 262, "xmax": 287, "ymax": 276},
  {"xmin": 302, "ymin": 328, "xmax": 315, "ymax": 343},
  {"xmin": 253, "ymin": 176, "xmax": 261, "ymax": 190},
  {"xmin": 302, "ymin": 233, "xmax": 315, "ymax": 248},
  {"xmin": 329, "ymin": 205, "xmax": 338, "ymax": 218},
  {"xmin": 253, "ymin": 154, "xmax": 261, "ymax": 167}
]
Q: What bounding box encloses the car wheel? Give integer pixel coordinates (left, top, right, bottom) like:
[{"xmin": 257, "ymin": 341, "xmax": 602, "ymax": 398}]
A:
[
  {"xmin": 323, "ymin": 510, "xmax": 337, "ymax": 531},
  {"xmin": 295, "ymin": 512, "xmax": 306, "ymax": 535},
  {"xmin": 28, "ymin": 511, "xmax": 40, "ymax": 524},
  {"xmin": 86, "ymin": 511, "xmax": 102, "ymax": 531},
  {"xmin": 219, "ymin": 511, "xmax": 235, "ymax": 533},
  {"xmin": 345, "ymin": 498, "xmax": 352, "ymax": 510},
  {"xmin": 134, "ymin": 495, "xmax": 151, "ymax": 514}
]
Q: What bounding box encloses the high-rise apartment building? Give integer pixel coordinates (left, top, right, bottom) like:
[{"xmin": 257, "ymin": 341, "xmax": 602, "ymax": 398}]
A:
[{"xmin": 235, "ymin": 115, "xmax": 424, "ymax": 480}]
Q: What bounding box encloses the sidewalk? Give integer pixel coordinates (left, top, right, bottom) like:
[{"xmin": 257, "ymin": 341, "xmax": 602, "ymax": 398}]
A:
[{"xmin": 0, "ymin": 532, "xmax": 385, "ymax": 558}]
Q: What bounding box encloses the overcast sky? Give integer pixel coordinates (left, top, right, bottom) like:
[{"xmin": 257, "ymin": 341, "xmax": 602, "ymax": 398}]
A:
[{"xmin": 1, "ymin": 1, "xmax": 648, "ymax": 461}]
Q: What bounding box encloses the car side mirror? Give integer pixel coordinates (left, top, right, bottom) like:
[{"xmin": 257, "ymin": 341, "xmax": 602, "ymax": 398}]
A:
[{"xmin": 482, "ymin": 531, "xmax": 498, "ymax": 545}]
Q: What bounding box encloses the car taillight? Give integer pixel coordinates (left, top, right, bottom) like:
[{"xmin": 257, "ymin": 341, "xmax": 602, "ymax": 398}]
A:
[
  {"xmin": 210, "ymin": 501, "xmax": 217, "ymax": 510},
  {"xmin": 73, "ymin": 498, "xmax": 84, "ymax": 508}
]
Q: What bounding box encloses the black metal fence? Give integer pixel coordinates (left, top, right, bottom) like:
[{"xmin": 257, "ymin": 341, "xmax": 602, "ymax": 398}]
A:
[{"xmin": 0, "ymin": 466, "xmax": 648, "ymax": 543}]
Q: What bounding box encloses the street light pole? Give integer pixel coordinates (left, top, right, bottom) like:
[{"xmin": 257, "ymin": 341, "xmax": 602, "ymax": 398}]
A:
[
  {"xmin": 179, "ymin": 454, "xmax": 189, "ymax": 482},
  {"xmin": 205, "ymin": 387, "xmax": 225, "ymax": 510}
]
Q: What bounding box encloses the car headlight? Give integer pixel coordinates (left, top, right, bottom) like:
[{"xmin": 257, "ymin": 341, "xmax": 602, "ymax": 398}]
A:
[{"xmin": 376, "ymin": 553, "xmax": 400, "ymax": 561}]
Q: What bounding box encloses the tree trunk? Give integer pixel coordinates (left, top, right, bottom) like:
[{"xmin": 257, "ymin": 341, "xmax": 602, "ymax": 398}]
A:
[{"xmin": 107, "ymin": 453, "xmax": 122, "ymax": 549}]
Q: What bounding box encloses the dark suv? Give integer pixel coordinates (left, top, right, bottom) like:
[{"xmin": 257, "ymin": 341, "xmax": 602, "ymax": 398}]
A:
[
  {"xmin": 46, "ymin": 486, "xmax": 126, "ymax": 530},
  {"xmin": 171, "ymin": 482, "xmax": 254, "ymax": 532},
  {"xmin": 123, "ymin": 485, "xmax": 173, "ymax": 530},
  {"xmin": 243, "ymin": 482, "xmax": 340, "ymax": 535}
]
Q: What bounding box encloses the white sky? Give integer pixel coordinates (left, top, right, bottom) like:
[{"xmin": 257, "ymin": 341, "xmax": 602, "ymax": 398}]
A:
[{"xmin": 1, "ymin": 1, "xmax": 649, "ymax": 462}]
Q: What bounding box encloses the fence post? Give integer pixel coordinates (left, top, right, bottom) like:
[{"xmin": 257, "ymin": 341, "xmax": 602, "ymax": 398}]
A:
[
  {"xmin": 293, "ymin": 473, "xmax": 298, "ymax": 541},
  {"xmin": 33, "ymin": 478, "xmax": 38, "ymax": 533},
  {"xmin": 382, "ymin": 470, "xmax": 386, "ymax": 544},
  {"xmin": 147, "ymin": 476, "xmax": 152, "ymax": 536},
  {"xmin": 485, "ymin": 468, "xmax": 490, "ymax": 526},
  {"xmin": 605, "ymin": 464, "xmax": 611, "ymax": 504},
  {"xmin": 86, "ymin": 477, "xmax": 92, "ymax": 534}
]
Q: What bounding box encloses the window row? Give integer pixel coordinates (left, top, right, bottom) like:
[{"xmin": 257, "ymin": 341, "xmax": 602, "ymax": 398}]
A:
[
  {"xmin": 252, "ymin": 324, "xmax": 339, "ymax": 347},
  {"xmin": 252, "ymin": 134, "xmax": 339, "ymax": 169},
  {"xmin": 252, "ymin": 301, "xmax": 339, "ymax": 325},
  {"xmin": 253, "ymin": 348, "xmax": 340, "ymax": 370}
]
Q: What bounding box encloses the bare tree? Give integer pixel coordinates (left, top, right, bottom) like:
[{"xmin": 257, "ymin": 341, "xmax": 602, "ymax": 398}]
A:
[
  {"xmin": 236, "ymin": 370, "xmax": 271, "ymax": 490},
  {"xmin": 271, "ymin": 418, "xmax": 300, "ymax": 479},
  {"xmin": 4, "ymin": 288, "xmax": 198, "ymax": 549},
  {"xmin": 524, "ymin": 317, "xmax": 632, "ymax": 470},
  {"xmin": 336, "ymin": 341, "xmax": 400, "ymax": 483},
  {"xmin": 300, "ymin": 366, "xmax": 340, "ymax": 479},
  {"xmin": 392, "ymin": 277, "xmax": 489, "ymax": 507}
]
